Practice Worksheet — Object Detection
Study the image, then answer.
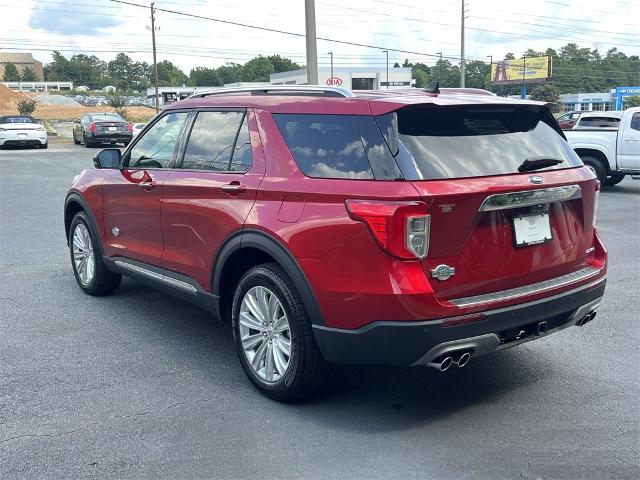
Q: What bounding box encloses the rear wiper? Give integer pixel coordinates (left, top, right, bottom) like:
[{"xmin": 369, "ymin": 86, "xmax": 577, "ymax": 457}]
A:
[{"xmin": 518, "ymin": 156, "xmax": 564, "ymax": 173}]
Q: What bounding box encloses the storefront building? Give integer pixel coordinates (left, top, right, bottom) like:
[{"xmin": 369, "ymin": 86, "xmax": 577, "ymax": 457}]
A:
[
  {"xmin": 560, "ymin": 87, "xmax": 640, "ymax": 112},
  {"xmin": 269, "ymin": 67, "xmax": 413, "ymax": 90}
]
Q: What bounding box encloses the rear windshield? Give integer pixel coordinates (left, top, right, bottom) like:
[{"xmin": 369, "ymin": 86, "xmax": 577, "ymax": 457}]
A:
[
  {"xmin": 90, "ymin": 113, "xmax": 125, "ymax": 122},
  {"xmin": 274, "ymin": 106, "xmax": 581, "ymax": 181},
  {"xmin": 0, "ymin": 116, "xmax": 34, "ymax": 124},
  {"xmin": 378, "ymin": 105, "xmax": 582, "ymax": 180},
  {"xmin": 577, "ymin": 116, "xmax": 620, "ymax": 128}
]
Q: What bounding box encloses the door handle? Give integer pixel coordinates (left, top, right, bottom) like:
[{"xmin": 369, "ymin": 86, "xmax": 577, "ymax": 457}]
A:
[
  {"xmin": 138, "ymin": 181, "xmax": 156, "ymax": 190},
  {"xmin": 221, "ymin": 181, "xmax": 247, "ymax": 194}
]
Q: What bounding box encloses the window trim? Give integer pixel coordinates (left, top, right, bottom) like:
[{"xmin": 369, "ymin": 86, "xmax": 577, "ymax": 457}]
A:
[
  {"xmin": 120, "ymin": 108, "xmax": 193, "ymax": 170},
  {"xmin": 174, "ymin": 107, "xmax": 252, "ymax": 174}
]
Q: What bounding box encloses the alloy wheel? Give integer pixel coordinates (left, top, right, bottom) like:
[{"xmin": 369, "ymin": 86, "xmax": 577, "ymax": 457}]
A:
[
  {"xmin": 72, "ymin": 223, "xmax": 95, "ymax": 285},
  {"xmin": 239, "ymin": 286, "xmax": 292, "ymax": 382}
]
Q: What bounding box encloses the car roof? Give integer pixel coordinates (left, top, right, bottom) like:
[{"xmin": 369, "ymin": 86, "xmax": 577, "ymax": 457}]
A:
[
  {"xmin": 165, "ymin": 88, "xmax": 548, "ymax": 116},
  {"xmin": 577, "ymin": 111, "xmax": 624, "ymax": 119}
]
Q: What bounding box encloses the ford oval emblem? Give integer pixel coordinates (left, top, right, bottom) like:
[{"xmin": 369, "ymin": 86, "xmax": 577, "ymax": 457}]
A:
[{"xmin": 528, "ymin": 175, "xmax": 544, "ymax": 184}]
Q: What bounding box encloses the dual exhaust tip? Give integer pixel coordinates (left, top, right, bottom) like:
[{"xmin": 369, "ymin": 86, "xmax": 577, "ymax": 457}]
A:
[
  {"xmin": 576, "ymin": 311, "xmax": 597, "ymax": 327},
  {"xmin": 429, "ymin": 350, "xmax": 472, "ymax": 372}
]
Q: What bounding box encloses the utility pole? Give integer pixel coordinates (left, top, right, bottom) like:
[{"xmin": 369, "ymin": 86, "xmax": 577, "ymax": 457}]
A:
[
  {"xmin": 521, "ymin": 56, "xmax": 527, "ymax": 99},
  {"xmin": 328, "ymin": 52, "xmax": 333, "ymax": 83},
  {"xmin": 150, "ymin": 2, "xmax": 160, "ymax": 112},
  {"xmin": 304, "ymin": 0, "xmax": 318, "ymax": 85},
  {"xmin": 487, "ymin": 55, "xmax": 492, "ymax": 83},
  {"xmin": 460, "ymin": 0, "xmax": 466, "ymax": 88},
  {"xmin": 383, "ymin": 50, "xmax": 389, "ymax": 89}
]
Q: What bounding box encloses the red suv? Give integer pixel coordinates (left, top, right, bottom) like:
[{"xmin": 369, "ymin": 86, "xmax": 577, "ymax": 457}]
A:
[{"xmin": 64, "ymin": 85, "xmax": 607, "ymax": 401}]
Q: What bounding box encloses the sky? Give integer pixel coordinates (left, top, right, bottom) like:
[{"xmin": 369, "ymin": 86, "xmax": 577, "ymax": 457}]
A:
[{"xmin": 2, "ymin": 0, "xmax": 639, "ymax": 72}]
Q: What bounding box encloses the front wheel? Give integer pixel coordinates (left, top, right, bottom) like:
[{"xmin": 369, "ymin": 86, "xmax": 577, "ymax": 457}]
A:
[
  {"xmin": 69, "ymin": 212, "xmax": 121, "ymax": 295},
  {"xmin": 604, "ymin": 173, "xmax": 625, "ymax": 187},
  {"xmin": 231, "ymin": 263, "xmax": 327, "ymax": 401}
]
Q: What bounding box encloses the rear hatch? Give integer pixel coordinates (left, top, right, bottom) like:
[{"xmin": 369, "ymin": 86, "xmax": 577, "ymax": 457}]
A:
[
  {"xmin": 378, "ymin": 103, "xmax": 597, "ymax": 301},
  {"xmin": 92, "ymin": 116, "xmax": 129, "ymax": 134}
]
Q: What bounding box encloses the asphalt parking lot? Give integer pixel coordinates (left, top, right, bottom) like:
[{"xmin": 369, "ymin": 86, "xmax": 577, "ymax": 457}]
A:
[{"xmin": 1, "ymin": 140, "xmax": 639, "ymax": 479}]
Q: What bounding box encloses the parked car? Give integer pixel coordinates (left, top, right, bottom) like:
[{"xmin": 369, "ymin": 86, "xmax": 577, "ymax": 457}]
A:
[
  {"xmin": 72, "ymin": 112, "xmax": 133, "ymax": 148},
  {"xmin": 131, "ymin": 122, "xmax": 146, "ymax": 137},
  {"xmin": 0, "ymin": 115, "xmax": 47, "ymax": 149},
  {"xmin": 64, "ymin": 85, "xmax": 607, "ymax": 401},
  {"xmin": 565, "ymin": 107, "xmax": 640, "ymax": 186},
  {"xmin": 557, "ymin": 111, "xmax": 582, "ymax": 130},
  {"xmin": 572, "ymin": 111, "xmax": 623, "ymax": 130}
]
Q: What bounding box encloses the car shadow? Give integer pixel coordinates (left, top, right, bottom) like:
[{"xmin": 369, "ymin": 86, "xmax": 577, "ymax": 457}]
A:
[{"xmin": 95, "ymin": 277, "xmax": 549, "ymax": 434}]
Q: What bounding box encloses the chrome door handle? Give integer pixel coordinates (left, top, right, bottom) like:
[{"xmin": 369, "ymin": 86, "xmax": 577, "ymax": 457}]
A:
[
  {"xmin": 221, "ymin": 183, "xmax": 247, "ymax": 194},
  {"xmin": 138, "ymin": 181, "xmax": 155, "ymax": 190}
]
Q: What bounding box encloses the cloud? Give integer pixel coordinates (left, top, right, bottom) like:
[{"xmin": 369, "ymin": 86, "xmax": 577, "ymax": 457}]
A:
[{"xmin": 28, "ymin": 4, "xmax": 123, "ymax": 32}]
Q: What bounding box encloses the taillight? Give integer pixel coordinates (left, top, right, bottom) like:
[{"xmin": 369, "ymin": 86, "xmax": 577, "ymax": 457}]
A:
[
  {"xmin": 345, "ymin": 200, "xmax": 430, "ymax": 259},
  {"xmin": 127, "ymin": 123, "xmax": 133, "ymax": 132},
  {"xmin": 89, "ymin": 122, "xmax": 96, "ymax": 132},
  {"xmin": 593, "ymin": 181, "xmax": 600, "ymax": 227}
]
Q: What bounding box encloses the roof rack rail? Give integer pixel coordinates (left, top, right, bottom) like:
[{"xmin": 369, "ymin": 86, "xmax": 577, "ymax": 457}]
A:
[{"xmin": 186, "ymin": 85, "xmax": 355, "ymax": 99}]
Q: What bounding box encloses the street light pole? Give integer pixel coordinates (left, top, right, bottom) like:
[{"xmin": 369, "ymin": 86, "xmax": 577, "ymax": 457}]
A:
[
  {"xmin": 383, "ymin": 50, "xmax": 389, "ymax": 89},
  {"xmin": 460, "ymin": 0, "xmax": 466, "ymax": 88},
  {"xmin": 521, "ymin": 56, "xmax": 527, "ymax": 99},
  {"xmin": 304, "ymin": 0, "xmax": 319, "ymax": 85},
  {"xmin": 328, "ymin": 52, "xmax": 333, "ymax": 83},
  {"xmin": 150, "ymin": 2, "xmax": 159, "ymax": 112}
]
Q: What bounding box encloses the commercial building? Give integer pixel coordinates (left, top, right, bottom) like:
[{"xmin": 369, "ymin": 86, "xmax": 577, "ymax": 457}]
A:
[
  {"xmin": 270, "ymin": 66, "xmax": 413, "ymax": 90},
  {"xmin": 559, "ymin": 86, "xmax": 640, "ymax": 112},
  {"xmin": 0, "ymin": 53, "xmax": 44, "ymax": 81},
  {"xmin": 1, "ymin": 81, "xmax": 73, "ymax": 92}
]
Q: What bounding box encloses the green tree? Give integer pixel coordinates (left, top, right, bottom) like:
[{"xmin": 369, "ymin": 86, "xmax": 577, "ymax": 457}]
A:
[
  {"xmin": 530, "ymin": 83, "xmax": 562, "ymax": 112},
  {"xmin": 156, "ymin": 60, "xmax": 188, "ymax": 86},
  {"xmin": 44, "ymin": 51, "xmax": 71, "ymax": 81},
  {"xmin": 3, "ymin": 62, "xmax": 20, "ymax": 81},
  {"xmin": 16, "ymin": 99, "xmax": 37, "ymax": 116},
  {"xmin": 108, "ymin": 53, "xmax": 135, "ymax": 90},
  {"xmin": 216, "ymin": 63, "xmax": 242, "ymax": 84},
  {"xmin": 20, "ymin": 67, "xmax": 37, "ymax": 82},
  {"xmin": 626, "ymin": 96, "xmax": 640, "ymax": 108},
  {"xmin": 241, "ymin": 56, "xmax": 275, "ymax": 82},
  {"xmin": 464, "ymin": 60, "xmax": 490, "ymax": 89},
  {"xmin": 266, "ymin": 55, "xmax": 301, "ymax": 73},
  {"xmin": 189, "ymin": 67, "xmax": 221, "ymax": 86},
  {"xmin": 108, "ymin": 93, "xmax": 129, "ymax": 119},
  {"xmin": 412, "ymin": 67, "xmax": 429, "ymax": 88}
]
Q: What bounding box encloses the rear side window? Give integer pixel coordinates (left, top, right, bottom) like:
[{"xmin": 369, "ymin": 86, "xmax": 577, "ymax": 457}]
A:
[
  {"xmin": 629, "ymin": 113, "xmax": 640, "ymax": 131},
  {"xmin": 181, "ymin": 111, "xmax": 252, "ymax": 172},
  {"xmin": 378, "ymin": 106, "xmax": 582, "ymax": 180},
  {"xmin": 578, "ymin": 116, "xmax": 620, "ymax": 128},
  {"xmin": 274, "ymin": 114, "xmax": 401, "ymax": 180}
]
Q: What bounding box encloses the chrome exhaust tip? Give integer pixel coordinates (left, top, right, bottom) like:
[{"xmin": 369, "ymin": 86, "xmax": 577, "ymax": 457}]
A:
[
  {"xmin": 456, "ymin": 352, "xmax": 471, "ymax": 368},
  {"xmin": 440, "ymin": 357, "xmax": 453, "ymax": 371}
]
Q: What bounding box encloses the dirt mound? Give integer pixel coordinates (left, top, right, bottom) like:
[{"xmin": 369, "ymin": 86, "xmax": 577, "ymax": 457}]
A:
[{"xmin": 0, "ymin": 84, "xmax": 26, "ymax": 109}]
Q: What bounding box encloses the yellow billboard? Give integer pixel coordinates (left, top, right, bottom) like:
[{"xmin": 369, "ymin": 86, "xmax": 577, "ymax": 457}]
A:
[{"xmin": 491, "ymin": 56, "xmax": 551, "ymax": 85}]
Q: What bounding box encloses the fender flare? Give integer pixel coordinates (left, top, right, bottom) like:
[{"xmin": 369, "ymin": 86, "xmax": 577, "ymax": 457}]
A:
[
  {"xmin": 64, "ymin": 192, "xmax": 103, "ymax": 255},
  {"xmin": 212, "ymin": 229, "xmax": 325, "ymax": 326}
]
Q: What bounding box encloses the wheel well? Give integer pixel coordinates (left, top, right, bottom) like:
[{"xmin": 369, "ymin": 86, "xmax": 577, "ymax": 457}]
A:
[
  {"xmin": 64, "ymin": 200, "xmax": 84, "ymax": 243},
  {"xmin": 574, "ymin": 148, "xmax": 611, "ymax": 173},
  {"xmin": 217, "ymin": 247, "xmax": 276, "ymax": 321}
]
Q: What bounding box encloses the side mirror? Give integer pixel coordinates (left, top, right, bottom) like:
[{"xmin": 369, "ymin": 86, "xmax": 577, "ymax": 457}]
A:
[{"xmin": 93, "ymin": 148, "xmax": 121, "ymax": 169}]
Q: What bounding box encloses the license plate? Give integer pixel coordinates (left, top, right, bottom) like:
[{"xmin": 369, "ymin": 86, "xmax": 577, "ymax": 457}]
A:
[
  {"xmin": 108, "ymin": 127, "xmax": 117, "ymax": 131},
  {"xmin": 18, "ymin": 133, "xmax": 27, "ymax": 138},
  {"xmin": 513, "ymin": 213, "xmax": 552, "ymax": 247}
]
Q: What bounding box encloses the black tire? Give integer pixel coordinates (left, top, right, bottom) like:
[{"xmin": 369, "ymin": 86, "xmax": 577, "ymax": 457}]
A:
[
  {"xmin": 581, "ymin": 156, "xmax": 607, "ymax": 184},
  {"xmin": 231, "ymin": 263, "xmax": 327, "ymax": 401},
  {"xmin": 604, "ymin": 173, "xmax": 625, "ymax": 187},
  {"xmin": 69, "ymin": 212, "xmax": 121, "ymax": 296},
  {"xmin": 83, "ymin": 133, "xmax": 92, "ymax": 148},
  {"xmin": 73, "ymin": 133, "xmax": 80, "ymax": 145},
  {"xmin": 39, "ymin": 142, "xmax": 48, "ymax": 149}
]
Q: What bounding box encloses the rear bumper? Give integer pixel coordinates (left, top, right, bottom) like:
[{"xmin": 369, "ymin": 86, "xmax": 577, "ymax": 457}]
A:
[
  {"xmin": 88, "ymin": 133, "xmax": 132, "ymax": 143},
  {"xmin": 312, "ymin": 278, "xmax": 606, "ymax": 366}
]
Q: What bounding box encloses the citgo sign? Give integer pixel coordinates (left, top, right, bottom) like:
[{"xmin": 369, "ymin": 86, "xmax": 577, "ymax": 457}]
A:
[{"xmin": 326, "ymin": 77, "xmax": 343, "ymax": 86}]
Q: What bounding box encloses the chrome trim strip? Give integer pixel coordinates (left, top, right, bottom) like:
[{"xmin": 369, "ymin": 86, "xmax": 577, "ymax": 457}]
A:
[
  {"xmin": 114, "ymin": 260, "xmax": 198, "ymax": 294},
  {"xmin": 449, "ymin": 266, "xmax": 601, "ymax": 308},
  {"xmin": 478, "ymin": 185, "xmax": 582, "ymax": 212},
  {"xmin": 187, "ymin": 85, "xmax": 355, "ymax": 99}
]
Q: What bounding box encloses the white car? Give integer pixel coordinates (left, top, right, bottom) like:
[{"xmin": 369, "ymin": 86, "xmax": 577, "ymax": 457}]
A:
[
  {"xmin": 0, "ymin": 115, "xmax": 48, "ymax": 149},
  {"xmin": 565, "ymin": 107, "xmax": 640, "ymax": 186},
  {"xmin": 131, "ymin": 122, "xmax": 146, "ymax": 137}
]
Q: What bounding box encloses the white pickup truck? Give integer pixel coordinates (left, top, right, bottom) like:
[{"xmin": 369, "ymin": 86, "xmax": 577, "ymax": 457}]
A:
[{"xmin": 565, "ymin": 106, "xmax": 640, "ymax": 186}]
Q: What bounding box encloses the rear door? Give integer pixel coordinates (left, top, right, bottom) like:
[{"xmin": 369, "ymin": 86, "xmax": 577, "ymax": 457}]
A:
[
  {"xmin": 160, "ymin": 109, "xmax": 265, "ymax": 290},
  {"xmin": 381, "ymin": 104, "xmax": 597, "ymax": 301},
  {"xmin": 617, "ymin": 110, "xmax": 640, "ymax": 170},
  {"xmin": 101, "ymin": 111, "xmax": 190, "ymax": 266}
]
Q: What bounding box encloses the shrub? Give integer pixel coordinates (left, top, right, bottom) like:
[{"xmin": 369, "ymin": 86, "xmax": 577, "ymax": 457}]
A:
[
  {"xmin": 108, "ymin": 93, "xmax": 129, "ymax": 120},
  {"xmin": 16, "ymin": 99, "xmax": 38, "ymax": 116}
]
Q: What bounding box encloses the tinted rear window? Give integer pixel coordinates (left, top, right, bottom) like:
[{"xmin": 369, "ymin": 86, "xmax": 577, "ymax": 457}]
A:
[
  {"xmin": 0, "ymin": 116, "xmax": 34, "ymax": 124},
  {"xmin": 377, "ymin": 106, "xmax": 582, "ymax": 180},
  {"xmin": 273, "ymin": 114, "xmax": 401, "ymax": 180},
  {"xmin": 577, "ymin": 116, "xmax": 620, "ymax": 128},
  {"xmin": 91, "ymin": 113, "xmax": 125, "ymax": 122}
]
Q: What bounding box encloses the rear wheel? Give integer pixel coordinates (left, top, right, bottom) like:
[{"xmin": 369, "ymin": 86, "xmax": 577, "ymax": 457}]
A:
[
  {"xmin": 582, "ymin": 156, "xmax": 607, "ymax": 184},
  {"xmin": 73, "ymin": 132, "xmax": 80, "ymax": 145},
  {"xmin": 231, "ymin": 263, "xmax": 327, "ymax": 401},
  {"xmin": 39, "ymin": 142, "xmax": 48, "ymax": 149},
  {"xmin": 604, "ymin": 173, "xmax": 625, "ymax": 187},
  {"xmin": 69, "ymin": 212, "xmax": 121, "ymax": 295},
  {"xmin": 83, "ymin": 133, "xmax": 92, "ymax": 148}
]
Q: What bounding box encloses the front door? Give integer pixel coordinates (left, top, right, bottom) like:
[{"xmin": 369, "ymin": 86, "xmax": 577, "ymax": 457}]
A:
[
  {"xmin": 101, "ymin": 111, "xmax": 190, "ymax": 266},
  {"xmin": 618, "ymin": 111, "xmax": 640, "ymax": 171},
  {"xmin": 161, "ymin": 109, "xmax": 265, "ymax": 289}
]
